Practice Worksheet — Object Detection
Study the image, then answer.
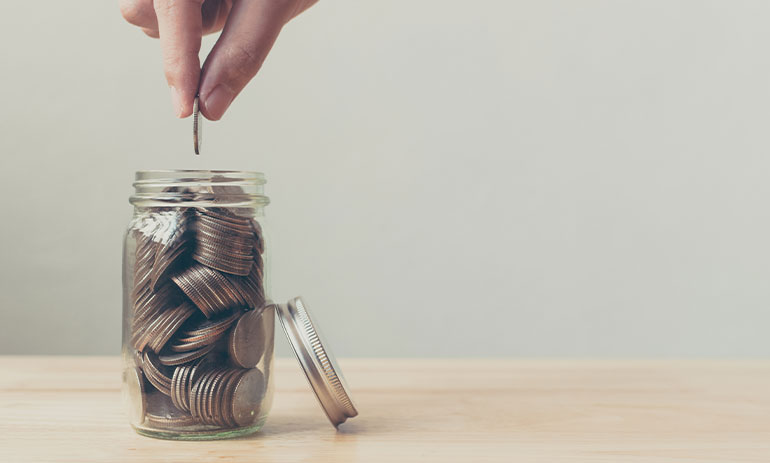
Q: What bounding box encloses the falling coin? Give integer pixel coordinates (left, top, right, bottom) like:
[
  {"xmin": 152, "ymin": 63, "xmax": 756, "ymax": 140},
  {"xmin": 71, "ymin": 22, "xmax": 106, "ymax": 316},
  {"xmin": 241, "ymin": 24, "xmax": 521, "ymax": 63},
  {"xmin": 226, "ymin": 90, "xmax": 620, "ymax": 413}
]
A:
[{"xmin": 193, "ymin": 95, "xmax": 202, "ymax": 155}]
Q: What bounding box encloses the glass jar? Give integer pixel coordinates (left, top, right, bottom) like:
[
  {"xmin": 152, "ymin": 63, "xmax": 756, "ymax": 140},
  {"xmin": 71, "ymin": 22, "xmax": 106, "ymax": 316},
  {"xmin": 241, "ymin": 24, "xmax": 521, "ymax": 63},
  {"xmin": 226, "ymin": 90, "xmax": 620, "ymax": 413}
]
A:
[
  {"xmin": 122, "ymin": 170, "xmax": 274, "ymax": 440},
  {"xmin": 122, "ymin": 169, "xmax": 357, "ymax": 441}
]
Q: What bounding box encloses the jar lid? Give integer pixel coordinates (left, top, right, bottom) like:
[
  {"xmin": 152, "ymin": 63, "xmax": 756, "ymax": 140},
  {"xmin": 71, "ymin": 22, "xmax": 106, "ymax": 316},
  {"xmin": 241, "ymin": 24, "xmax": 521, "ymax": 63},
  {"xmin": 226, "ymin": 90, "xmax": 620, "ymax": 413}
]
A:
[{"xmin": 275, "ymin": 297, "xmax": 358, "ymax": 427}]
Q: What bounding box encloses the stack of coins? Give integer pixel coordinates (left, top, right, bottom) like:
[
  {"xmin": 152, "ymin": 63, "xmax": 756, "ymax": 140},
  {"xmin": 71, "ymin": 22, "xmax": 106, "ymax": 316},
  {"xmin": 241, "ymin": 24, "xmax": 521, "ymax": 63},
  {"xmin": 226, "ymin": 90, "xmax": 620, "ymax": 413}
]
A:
[{"xmin": 126, "ymin": 204, "xmax": 270, "ymax": 431}]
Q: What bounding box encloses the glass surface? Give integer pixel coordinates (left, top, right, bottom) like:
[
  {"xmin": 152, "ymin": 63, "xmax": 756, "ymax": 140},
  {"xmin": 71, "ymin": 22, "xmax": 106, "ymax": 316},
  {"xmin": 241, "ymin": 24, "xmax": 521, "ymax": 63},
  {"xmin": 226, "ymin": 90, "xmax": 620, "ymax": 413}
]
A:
[{"xmin": 121, "ymin": 170, "xmax": 273, "ymax": 440}]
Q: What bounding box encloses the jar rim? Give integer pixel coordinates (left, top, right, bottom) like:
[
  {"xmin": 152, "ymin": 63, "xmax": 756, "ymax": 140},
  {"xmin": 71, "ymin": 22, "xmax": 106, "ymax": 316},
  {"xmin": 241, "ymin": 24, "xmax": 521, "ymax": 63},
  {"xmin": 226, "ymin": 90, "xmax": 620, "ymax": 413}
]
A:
[
  {"xmin": 134, "ymin": 170, "xmax": 266, "ymax": 184},
  {"xmin": 130, "ymin": 170, "xmax": 269, "ymax": 208}
]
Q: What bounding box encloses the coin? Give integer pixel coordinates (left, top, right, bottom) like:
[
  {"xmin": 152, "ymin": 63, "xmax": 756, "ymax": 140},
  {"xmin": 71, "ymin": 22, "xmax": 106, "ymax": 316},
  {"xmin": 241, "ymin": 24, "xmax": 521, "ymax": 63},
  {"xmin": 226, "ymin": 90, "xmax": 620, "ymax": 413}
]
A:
[
  {"xmin": 146, "ymin": 411, "xmax": 199, "ymax": 429},
  {"xmin": 172, "ymin": 264, "xmax": 245, "ymax": 318},
  {"xmin": 188, "ymin": 368, "xmax": 209, "ymax": 419},
  {"xmin": 173, "ymin": 363, "xmax": 194, "ymax": 412},
  {"xmin": 211, "ymin": 175, "xmax": 245, "ymax": 197},
  {"xmin": 145, "ymin": 390, "xmax": 199, "ymax": 429},
  {"xmin": 226, "ymin": 266, "xmax": 265, "ymax": 310},
  {"xmin": 130, "ymin": 205, "xmax": 272, "ymax": 432},
  {"xmin": 230, "ymin": 369, "xmax": 264, "ymax": 427},
  {"xmin": 168, "ymin": 331, "xmax": 224, "ymax": 353},
  {"xmin": 153, "ymin": 302, "xmax": 196, "ymax": 353},
  {"xmin": 228, "ymin": 309, "xmax": 267, "ymax": 368},
  {"xmin": 213, "ymin": 369, "xmax": 240, "ymax": 426},
  {"xmin": 194, "ymin": 369, "xmax": 218, "ymax": 421},
  {"xmin": 181, "ymin": 310, "xmax": 241, "ymax": 338},
  {"xmin": 219, "ymin": 370, "xmax": 240, "ymax": 427},
  {"xmin": 137, "ymin": 301, "xmax": 196, "ymax": 354},
  {"xmin": 151, "ymin": 244, "xmax": 188, "ymax": 290},
  {"xmin": 158, "ymin": 342, "xmax": 216, "ymax": 366},
  {"xmin": 123, "ymin": 367, "xmax": 146, "ymax": 425},
  {"xmin": 169, "ymin": 311, "xmax": 239, "ymax": 352},
  {"xmin": 170, "ymin": 364, "xmax": 185, "ymax": 411},
  {"xmin": 151, "ymin": 212, "xmax": 191, "ymax": 290},
  {"xmin": 193, "ymin": 95, "xmax": 202, "ymax": 155},
  {"xmin": 204, "ymin": 369, "xmax": 228, "ymax": 423},
  {"xmin": 142, "ymin": 351, "xmax": 172, "ymax": 396}
]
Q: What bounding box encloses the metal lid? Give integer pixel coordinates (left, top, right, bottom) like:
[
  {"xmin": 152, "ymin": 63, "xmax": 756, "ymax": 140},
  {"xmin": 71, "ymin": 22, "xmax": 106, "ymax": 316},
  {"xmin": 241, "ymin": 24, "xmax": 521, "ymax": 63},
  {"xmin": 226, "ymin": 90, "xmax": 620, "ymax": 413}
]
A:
[{"xmin": 276, "ymin": 297, "xmax": 358, "ymax": 427}]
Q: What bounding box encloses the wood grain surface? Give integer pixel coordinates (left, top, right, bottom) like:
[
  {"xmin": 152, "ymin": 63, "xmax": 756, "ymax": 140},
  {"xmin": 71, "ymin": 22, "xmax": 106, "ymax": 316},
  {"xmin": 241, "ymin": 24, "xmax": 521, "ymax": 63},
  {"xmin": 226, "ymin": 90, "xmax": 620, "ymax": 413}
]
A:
[{"xmin": 0, "ymin": 357, "xmax": 769, "ymax": 462}]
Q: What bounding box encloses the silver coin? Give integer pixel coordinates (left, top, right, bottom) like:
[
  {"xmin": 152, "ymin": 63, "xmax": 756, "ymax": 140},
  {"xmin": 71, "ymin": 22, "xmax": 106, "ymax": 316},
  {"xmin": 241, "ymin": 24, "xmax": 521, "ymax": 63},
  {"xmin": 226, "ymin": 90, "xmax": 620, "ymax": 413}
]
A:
[{"xmin": 193, "ymin": 95, "xmax": 202, "ymax": 155}]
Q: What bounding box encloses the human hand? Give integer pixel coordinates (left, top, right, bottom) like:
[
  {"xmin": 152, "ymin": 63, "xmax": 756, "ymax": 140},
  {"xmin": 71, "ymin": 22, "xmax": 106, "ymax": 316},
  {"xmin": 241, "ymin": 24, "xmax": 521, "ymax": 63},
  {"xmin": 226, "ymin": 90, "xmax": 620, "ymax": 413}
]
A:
[{"xmin": 120, "ymin": 0, "xmax": 317, "ymax": 120}]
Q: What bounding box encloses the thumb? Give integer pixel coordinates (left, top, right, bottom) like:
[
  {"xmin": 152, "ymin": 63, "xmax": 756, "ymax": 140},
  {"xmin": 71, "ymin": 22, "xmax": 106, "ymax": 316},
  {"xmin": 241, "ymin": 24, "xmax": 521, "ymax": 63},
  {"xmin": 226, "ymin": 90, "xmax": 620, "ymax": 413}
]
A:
[{"xmin": 198, "ymin": 0, "xmax": 292, "ymax": 120}]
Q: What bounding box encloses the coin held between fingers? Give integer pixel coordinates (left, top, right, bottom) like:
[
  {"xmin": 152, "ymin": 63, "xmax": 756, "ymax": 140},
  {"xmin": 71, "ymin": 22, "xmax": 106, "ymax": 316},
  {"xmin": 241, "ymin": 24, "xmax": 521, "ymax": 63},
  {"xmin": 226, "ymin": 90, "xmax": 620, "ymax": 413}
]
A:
[{"xmin": 193, "ymin": 96, "xmax": 202, "ymax": 155}]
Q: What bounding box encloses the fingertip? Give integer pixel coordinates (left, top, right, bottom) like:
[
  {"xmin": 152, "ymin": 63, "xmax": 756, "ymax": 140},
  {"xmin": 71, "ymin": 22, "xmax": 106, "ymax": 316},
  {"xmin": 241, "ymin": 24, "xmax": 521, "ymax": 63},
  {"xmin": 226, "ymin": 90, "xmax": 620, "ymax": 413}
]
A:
[
  {"xmin": 169, "ymin": 86, "xmax": 195, "ymax": 118},
  {"xmin": 142, "ymin": 27, "xmax": 160, "ymax": 38},
  {"xmin": 200, "ymin": 85, "xmax": 235, "ymax": 121}
]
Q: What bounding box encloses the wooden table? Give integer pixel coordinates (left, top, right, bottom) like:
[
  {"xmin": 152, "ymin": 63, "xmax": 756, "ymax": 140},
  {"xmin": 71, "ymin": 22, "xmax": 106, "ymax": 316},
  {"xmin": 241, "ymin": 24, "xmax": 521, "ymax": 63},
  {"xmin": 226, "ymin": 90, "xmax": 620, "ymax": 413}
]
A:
[{"xmin": 1, "ymin": 357, "xmax": 769, "ymax": 462}]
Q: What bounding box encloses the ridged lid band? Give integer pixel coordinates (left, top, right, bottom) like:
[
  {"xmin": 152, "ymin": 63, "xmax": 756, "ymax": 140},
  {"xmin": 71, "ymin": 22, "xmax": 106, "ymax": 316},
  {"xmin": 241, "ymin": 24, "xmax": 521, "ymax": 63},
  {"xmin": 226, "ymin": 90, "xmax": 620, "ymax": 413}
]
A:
[{"xmin": 275, "ymin": 297, "xmax": 358, "ymax": 427}]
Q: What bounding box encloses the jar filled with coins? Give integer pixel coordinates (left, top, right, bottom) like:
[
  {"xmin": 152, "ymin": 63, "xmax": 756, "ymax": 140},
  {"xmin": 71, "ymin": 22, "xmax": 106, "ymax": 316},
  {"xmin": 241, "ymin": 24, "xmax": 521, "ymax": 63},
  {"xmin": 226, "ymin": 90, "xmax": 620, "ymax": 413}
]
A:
[
  {"xmin": 122, "ymin": 170, "xmax": 274, "ymax": 439},
  {"xmin": 123, "ymin": 169, "xmax": 357, "ymax": 440}
]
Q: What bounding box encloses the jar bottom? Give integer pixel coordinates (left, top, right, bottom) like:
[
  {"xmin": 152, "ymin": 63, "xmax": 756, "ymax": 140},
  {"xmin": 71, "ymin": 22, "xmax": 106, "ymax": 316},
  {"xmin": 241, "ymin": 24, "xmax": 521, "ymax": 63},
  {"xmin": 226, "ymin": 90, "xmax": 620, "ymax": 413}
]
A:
[{"xmin": 132, "ymin": 417, "xmax": 267, "ymax": 441}]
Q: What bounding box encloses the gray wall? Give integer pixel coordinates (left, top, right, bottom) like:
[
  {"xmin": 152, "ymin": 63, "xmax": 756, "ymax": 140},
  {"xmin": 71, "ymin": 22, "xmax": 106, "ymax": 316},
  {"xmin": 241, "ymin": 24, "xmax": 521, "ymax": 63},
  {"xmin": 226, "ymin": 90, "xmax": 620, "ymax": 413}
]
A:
[{"xmin": 1, "ymin": 1, "xmax": 769, "ymax": 356}]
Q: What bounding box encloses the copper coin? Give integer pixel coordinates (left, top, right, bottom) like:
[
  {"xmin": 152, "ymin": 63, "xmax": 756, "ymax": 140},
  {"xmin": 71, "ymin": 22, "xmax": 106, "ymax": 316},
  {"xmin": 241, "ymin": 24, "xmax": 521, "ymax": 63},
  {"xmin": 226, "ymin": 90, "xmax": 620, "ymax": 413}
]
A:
[
  {"xmin": 149, "ymin": 302, "xmax": 196, "ymax": 353},
  {"xmin": 137, "ymin": 301, "xmax": 193, "ymax": 353},
  {"xmin": 194, "ymin": 239, "xmax": 253, "ymax": 258},
  {"xmin": 196, "ymin": 214, "xmax": 253, "ymax": 231},
  {"xmin": 145, "ymin": 391, "xmax": 178, "ymax": 419},
  {"xmin": 170, "ymin": 365, "xmax": 185, "ymax": 410},
  {"xmin": 230, "ymin": 368, "xmax": 265, "ymax": 427},
  {"xmin": 204, "ymin": 369, "xmax": 228, "ymax": 424},
  {"xmin": 168, "ymin": 331, "xmax": 224, "ymax": 353},
  {"xmin": 169, "ymin": 315, "xmax": 236, "ymax": 351},
  {"xmin": 213, "ymin": 369, "xmax": 240, "ymax": 426},
  {"xmin": 192, "ymin": 253, "xmax": 252, "ymax": 277},
  {"xmin": 180, "ymin": 310, "xmax": 240, "ymax": 338},
  {"xmin": 196, "ymin": 208, "xmax": 252, "ymax": 227},
  {"xmin": 143, "ymin": 351, "xmax": 172, "ymax": 395},
  {"xmin": 146, "ymin": 412, "xmax": 199, "ymax": 429},
  {"xmin": 198, "ymin": 368, "xmax": 221, "ymax": 423},
  {"xmin": 144, "ymin": 358, "xmax": 172, "ymax": 389},
  {"xmin": 228, "ymin": 309, "xmax": 267, "ymax": 368},
  {"xmin": 189, "ymin": 369, "xmax": 210, "ymax": 419},
  {"xmin": 210, "ymin": 176, "xmax": 245, "ymax": 197},
  {"xmin": 158, "ymin": 342, "xmax": 216, "ymax": 366},
  {"xmin": 151, "ymin": 243, "xmax": 189, "ymax": 290},
  {"xmin": 219, "ymin": 370, "xmax": 240, "ymax": 427},
  {"xmin": 190, "ymin": 265, "xmax": 232, "ymax": 310},
  {"xmin": 172, "ymin": 265, "xmax": 243, "ymax": 318},
  {"xmin": 175, "ymin": 364, "xmax": 193, "ymax": 411}
]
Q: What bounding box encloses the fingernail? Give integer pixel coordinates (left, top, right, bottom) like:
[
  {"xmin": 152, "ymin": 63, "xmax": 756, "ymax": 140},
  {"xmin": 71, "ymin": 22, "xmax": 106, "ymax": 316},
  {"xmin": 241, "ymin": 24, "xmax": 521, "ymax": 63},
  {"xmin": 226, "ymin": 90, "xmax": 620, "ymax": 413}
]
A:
[
  {"xmin": 169, "ymin": 86, "xmax": 183, "ymax": 118},
  {"xmin": 202, "ymin": 85, "xmax": 235, "ymax": 120}
]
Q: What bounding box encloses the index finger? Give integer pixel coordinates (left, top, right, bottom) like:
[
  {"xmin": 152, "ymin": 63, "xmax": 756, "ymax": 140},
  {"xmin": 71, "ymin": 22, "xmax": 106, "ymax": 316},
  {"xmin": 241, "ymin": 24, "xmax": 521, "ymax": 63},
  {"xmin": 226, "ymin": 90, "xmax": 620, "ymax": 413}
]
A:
[{"xmin": 154, "ymin": 0, "xmax": 205, "ymax": 118}]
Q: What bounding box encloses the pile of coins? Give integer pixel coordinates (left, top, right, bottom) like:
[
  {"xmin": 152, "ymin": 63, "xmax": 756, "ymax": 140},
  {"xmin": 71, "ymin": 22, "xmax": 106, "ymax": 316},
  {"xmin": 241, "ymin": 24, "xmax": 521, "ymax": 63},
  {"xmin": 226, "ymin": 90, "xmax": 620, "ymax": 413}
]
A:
[{"xmin": 125, "ymin": 203, "xmax": 270, "ymax": 431}]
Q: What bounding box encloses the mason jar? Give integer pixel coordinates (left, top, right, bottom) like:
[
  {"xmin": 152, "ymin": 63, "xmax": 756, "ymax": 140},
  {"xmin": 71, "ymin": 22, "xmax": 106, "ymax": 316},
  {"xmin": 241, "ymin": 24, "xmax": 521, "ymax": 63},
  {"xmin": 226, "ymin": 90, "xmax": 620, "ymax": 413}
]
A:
[
  {"xmin": 121, "ymin": 170, "xmax": 357, "ymax": 441},
  {"xmin": 122, "ymin": 170, "xmax": 273, "ymax": 439}
]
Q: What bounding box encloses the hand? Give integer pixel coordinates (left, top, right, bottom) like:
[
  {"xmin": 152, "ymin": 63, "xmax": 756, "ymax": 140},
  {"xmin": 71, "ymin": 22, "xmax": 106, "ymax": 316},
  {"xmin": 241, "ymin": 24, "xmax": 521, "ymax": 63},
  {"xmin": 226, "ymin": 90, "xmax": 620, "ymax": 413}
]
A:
[{"xmin": 120, "ymin": 0, "xmax": 317, "ymax": 120}]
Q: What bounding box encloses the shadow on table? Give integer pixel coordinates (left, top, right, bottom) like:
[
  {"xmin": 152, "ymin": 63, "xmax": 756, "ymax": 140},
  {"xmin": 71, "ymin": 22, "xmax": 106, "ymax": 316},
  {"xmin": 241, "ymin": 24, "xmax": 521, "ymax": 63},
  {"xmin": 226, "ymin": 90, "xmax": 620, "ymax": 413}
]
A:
[{"xmin": 232, "ymin": 413, "xmax": 397, "ymax": 441}]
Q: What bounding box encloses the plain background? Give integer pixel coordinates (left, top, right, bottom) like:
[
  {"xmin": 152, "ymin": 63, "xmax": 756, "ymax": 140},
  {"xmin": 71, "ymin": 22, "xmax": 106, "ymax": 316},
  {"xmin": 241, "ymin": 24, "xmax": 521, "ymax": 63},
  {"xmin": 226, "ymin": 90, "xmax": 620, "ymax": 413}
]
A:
[{"xmin": 1, "ymin": 1, "xmax": 769, "ymax": 357}]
